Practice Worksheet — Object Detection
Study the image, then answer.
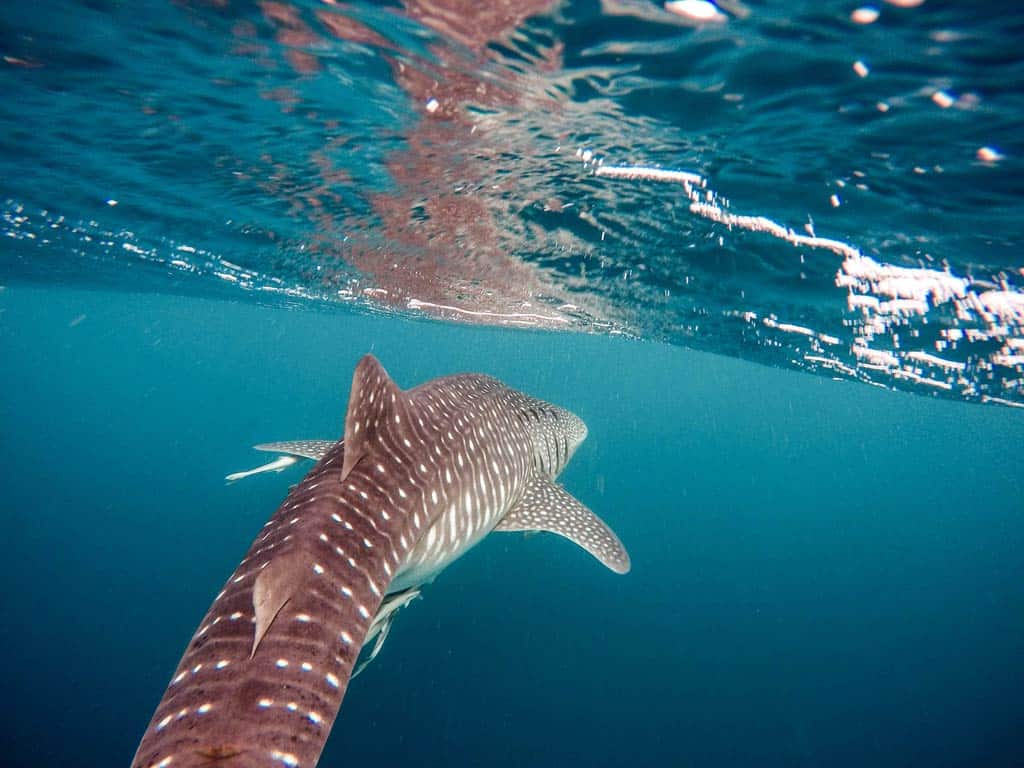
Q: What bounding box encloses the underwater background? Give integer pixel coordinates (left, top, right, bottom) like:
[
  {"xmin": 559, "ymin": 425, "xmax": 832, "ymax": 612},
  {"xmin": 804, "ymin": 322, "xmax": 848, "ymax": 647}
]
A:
[{"xmin": 1, "ymin": 0, "xmax": 1023, "ymax": 766}]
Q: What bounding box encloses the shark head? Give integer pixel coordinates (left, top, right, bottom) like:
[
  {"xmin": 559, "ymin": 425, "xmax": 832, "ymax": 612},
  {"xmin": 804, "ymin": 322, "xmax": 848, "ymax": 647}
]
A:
[{"xmin": 517, "ymin": 397, "xmax": 589, "ymax": 480}]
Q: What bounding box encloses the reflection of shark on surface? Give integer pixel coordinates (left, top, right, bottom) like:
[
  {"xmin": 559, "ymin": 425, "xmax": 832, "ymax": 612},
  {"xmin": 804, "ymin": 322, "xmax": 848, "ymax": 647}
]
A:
[{"xmin": 133, "ymin": 354, "xmax": 629, "ymax": 768}]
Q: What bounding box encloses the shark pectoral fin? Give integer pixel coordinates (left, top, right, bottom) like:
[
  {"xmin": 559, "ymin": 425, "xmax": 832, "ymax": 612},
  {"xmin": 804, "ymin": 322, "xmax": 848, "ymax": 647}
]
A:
[
  {"xmin": 253, "ymin": 440, "xmax": 337, "ymax": 461},
  {"xmin": 496, "ymin": 477, "xmax": 631, "ymax": 574},
  {"xmin": 251, "ymin": 549, "xmax": 315, "ymax": 658},
  {"xmin": 340, "ymin": 355, "xmax": 413, "ymax": 481}
]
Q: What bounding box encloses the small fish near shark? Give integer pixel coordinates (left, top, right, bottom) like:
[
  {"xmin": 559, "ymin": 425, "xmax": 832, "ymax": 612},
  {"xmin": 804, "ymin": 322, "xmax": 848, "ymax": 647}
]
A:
[{"xmin": 133, "ymin": 354, "xmax": 629, "ymax": 768}]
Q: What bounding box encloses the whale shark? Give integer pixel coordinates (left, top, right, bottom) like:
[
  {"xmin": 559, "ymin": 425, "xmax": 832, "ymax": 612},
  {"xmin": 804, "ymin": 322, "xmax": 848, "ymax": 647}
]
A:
[{"xmin": 132, "ymin": 354, "xmax": 629, "ymax": 768}]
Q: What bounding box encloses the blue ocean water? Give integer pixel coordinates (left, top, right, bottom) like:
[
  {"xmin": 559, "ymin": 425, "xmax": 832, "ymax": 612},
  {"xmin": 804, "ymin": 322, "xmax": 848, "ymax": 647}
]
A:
[
  {"xmin": 1, "ymin": 0, "xmax": 1023, "ymax": 766},
  {"xmin": 2, "ymin": 285, "xmax": 1022, "ymax": 767}
]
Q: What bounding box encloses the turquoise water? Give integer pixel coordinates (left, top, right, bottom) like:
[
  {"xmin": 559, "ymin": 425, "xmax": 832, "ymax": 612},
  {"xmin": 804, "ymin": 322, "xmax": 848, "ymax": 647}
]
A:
[
  {"xmin": 3, "ymin": 0, "xmax": 1023, "ymax": 404},
  {"xmin": 4, "ymin": 286, "xmax": 1023, "ymax": 766},
  {"xmin": 2, "ymin": 0, "xmax": 1023, "ymax": 766}
]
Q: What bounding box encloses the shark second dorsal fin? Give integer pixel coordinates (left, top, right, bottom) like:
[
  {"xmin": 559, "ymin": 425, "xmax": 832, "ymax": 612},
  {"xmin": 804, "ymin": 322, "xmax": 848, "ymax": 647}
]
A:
[
  {"xmin": 341, "ymin": 355, "xmax": 411, "ymax": 481},
  {"xmin": 251, "ymin": 548, "xmax": 315, "ymax": 658},
  {"xmin": 496, "ymin": 476, "xmax": 631, "ymax": 574}
]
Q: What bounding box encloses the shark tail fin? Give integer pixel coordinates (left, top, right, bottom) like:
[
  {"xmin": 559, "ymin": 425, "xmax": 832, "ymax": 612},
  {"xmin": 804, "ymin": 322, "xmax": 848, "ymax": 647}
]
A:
[{"xmin": 341, "ymin": 355, "xmax": 412, "ymax": 481}]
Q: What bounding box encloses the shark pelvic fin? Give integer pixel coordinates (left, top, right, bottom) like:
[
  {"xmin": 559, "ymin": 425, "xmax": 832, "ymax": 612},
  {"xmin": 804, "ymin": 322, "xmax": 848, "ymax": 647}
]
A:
[
  {"xmin": 254, "ymin": 440, "xmax": 336, "ymax": 461},
  {"xmin": 341, "ymin": 355, "xmax": 412, "ymax": 482},
  {"xmin": 251, "ymin": 548, "xmax": 315, "ymax": 658},
  {"xmin": 496, "ymin": 476, "xmax": 631, "ymax": 574}
]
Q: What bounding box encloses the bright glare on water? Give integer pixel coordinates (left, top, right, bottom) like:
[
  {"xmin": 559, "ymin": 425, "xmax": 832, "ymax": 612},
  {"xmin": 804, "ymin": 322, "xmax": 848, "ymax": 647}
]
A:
[{"xmin": 2, "ymin": 0, "xmax": 1022, "ymax": 405}]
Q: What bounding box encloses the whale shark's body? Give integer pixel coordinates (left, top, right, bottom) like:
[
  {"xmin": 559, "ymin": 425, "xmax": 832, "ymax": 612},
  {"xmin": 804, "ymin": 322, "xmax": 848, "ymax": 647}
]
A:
[{"xmin": 132, "ymin": 355, "xmax": 628, "ymax": 768}]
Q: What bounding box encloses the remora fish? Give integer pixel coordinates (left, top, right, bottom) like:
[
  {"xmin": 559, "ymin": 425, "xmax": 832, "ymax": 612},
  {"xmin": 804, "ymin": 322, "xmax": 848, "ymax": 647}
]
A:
[{"xmin": 132, "ymin": 354, "xmax": 629, "ymax": 768}]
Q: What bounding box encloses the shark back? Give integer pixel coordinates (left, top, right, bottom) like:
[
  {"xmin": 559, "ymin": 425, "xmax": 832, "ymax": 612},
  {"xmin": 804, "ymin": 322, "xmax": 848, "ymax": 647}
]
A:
[{"xmin": 132, "ymin": 356, "xmax": 541, "ymax": 768}]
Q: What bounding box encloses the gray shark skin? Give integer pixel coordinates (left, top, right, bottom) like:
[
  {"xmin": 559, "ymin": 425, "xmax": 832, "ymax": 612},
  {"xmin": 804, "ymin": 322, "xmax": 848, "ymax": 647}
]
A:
[{"xmin": 132, "ymin": 354, "xmax": 628, "ymax": 768}]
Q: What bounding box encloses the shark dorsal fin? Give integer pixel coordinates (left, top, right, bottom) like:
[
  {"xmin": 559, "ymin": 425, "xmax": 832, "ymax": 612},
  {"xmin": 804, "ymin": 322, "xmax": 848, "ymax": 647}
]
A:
[
  {"xmin": 496, "ymin": 476, "xmax": 631, "ymax": 574},
  {"xmin": 251, "ymin": 548, "xmax": 315, "ymax": 658},
  {"xmin": 341, "ymin": 355, "xmax": 411, "ymax": 481}
]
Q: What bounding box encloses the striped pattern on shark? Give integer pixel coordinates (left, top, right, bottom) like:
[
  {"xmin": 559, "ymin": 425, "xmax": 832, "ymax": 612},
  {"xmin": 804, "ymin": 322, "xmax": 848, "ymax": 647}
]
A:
[{"xmin": 132, "ymin": 354, "xmax": 628, "ymax": 768}]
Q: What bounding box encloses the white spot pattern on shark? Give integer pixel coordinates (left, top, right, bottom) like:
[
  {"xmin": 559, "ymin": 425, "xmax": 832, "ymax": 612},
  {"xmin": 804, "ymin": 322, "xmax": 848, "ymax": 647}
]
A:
[{"xmin": 132, "ymin": 354, "xmax": 628, "ymax": 768}]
